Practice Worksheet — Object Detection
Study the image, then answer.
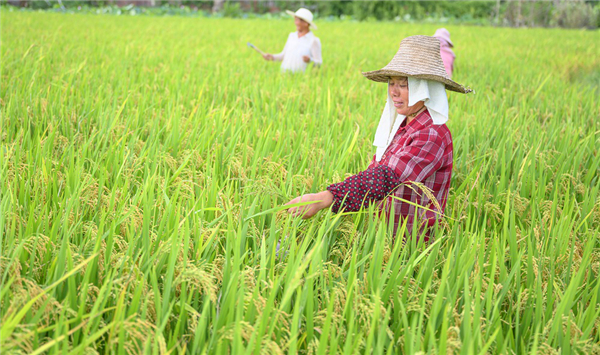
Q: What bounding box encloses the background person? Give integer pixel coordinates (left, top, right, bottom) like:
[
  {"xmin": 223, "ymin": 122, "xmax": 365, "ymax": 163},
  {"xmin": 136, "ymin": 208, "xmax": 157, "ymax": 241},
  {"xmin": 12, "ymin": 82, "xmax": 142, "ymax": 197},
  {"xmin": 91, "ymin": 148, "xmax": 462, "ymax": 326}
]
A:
[
  {"xmin": 285, "ymin": 36, "xmax": 472, "ymax": 241},
  {"xmin": 263, "ymin": 8, "xmax": 322, "ymax": 73},
  {"xmin": 433, "ymin": 28, "xmax": 455, "ymax": 78}
]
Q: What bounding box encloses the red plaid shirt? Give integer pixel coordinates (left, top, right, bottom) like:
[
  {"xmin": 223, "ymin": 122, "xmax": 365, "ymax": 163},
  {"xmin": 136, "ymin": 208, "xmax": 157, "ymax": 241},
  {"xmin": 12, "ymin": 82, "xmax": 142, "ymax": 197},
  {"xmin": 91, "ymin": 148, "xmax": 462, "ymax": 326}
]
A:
[{"xmin": 327, "ymin": 109, "xmax": 453, "ymax": 240}]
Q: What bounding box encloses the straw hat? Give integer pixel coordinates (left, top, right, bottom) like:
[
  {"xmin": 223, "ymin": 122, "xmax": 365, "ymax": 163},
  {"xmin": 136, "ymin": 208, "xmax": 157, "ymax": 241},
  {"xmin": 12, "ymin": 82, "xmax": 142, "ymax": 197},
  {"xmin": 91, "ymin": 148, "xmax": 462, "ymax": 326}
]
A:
[
  {"xmin": 362, "ymin": 35, "xmax": 471, "ymax": 94},
  {"xmin": 286, "ymin": 8, "xmax": 317, "ymax": 30}
]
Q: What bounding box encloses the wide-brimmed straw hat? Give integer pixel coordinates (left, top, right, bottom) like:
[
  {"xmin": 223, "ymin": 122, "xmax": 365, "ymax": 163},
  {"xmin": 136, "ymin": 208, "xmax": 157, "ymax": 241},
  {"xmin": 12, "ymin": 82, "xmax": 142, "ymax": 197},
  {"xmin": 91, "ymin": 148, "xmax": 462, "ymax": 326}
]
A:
[
  {"xmin": 286, "ymin": 8, "xmax": 317, "ymax": 30},
  {"xmin": 362, "ymin": 35, "xmax": 471, "ymax": 93}
]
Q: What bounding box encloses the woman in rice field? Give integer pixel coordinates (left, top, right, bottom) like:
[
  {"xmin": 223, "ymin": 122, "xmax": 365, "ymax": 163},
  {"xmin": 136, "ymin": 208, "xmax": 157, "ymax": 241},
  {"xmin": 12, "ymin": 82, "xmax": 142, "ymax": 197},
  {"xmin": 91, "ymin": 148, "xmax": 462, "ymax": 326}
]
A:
[
  {"xmin": 262, "ymin": 8, "xmax": 322, "ymax": 73},
  {"xmin": 433, "ymin": 28, "xmax": 455, "ymax": 78},
  {"xmin": 285, "ymin": 35, "xmax": 472, "ymax": 240}
]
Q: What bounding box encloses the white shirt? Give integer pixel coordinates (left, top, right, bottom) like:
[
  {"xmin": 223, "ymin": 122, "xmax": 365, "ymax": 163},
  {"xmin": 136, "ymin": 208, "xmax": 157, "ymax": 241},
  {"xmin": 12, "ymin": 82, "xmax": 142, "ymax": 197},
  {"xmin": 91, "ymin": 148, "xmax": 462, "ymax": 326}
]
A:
[{"xmin": 273, "ymin": 31, "xmax": 322, "ymax": 73}]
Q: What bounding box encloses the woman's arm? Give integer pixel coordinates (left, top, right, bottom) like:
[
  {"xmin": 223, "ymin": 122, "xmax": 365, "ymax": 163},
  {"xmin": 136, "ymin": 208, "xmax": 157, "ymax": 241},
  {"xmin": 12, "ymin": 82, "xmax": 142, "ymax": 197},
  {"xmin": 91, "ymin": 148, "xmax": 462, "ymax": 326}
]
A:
[
  {"xmin": 326, "ymin": 165, "xmax": 401, "ymax": 213},
  {"xmin": 285, "ymin": 165, "xmax": 401, "ymax": 218},
  {"xmin": 309, "ymin": 38, "xmax": 322, "ymax": 66}
]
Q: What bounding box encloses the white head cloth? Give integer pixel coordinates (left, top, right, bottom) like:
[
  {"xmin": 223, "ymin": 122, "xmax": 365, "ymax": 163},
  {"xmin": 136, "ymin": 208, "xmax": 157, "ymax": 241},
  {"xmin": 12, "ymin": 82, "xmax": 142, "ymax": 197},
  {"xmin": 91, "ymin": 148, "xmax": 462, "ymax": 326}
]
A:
[{"xmin": 373, "ymin": 77, "xmax": 449, "ymax": 161}]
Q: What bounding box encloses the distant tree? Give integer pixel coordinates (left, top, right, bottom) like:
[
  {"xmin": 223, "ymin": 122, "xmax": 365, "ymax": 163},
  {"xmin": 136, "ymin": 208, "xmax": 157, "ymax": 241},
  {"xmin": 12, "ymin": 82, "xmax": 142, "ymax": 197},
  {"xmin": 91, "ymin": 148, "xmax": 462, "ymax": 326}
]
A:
[{"xmin": 213, "ymin": 0, "xmax": 224, "ymax": 12}]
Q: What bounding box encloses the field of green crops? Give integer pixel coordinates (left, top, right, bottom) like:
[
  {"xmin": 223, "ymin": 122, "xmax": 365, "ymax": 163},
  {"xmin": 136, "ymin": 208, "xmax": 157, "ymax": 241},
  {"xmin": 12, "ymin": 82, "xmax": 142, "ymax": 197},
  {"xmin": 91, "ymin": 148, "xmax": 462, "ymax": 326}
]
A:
[{"xmin": 2, "ymin": 9, "xmax": 600, "ymax": 354}]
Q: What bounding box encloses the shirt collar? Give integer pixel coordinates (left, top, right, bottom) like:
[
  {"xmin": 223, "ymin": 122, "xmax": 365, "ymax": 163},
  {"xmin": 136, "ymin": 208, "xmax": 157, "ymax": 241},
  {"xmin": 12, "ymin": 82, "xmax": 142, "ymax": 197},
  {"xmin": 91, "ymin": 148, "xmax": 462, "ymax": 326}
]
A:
[
  {"xmin": 296, "ymin": 31, "xmax": 313, "ymax": 39},
  {"xmin": 400, "ymin": 109, "xmax": 432, "ymax": 135}
]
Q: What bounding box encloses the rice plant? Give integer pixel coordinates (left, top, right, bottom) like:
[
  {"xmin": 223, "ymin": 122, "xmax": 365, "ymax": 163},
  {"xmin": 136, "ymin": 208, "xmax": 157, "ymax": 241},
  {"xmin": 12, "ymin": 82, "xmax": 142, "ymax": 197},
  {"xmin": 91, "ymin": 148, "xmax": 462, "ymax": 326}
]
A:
[{"xmin": 1, "ymin": 10, "xmax": 599, "ymax": 354}]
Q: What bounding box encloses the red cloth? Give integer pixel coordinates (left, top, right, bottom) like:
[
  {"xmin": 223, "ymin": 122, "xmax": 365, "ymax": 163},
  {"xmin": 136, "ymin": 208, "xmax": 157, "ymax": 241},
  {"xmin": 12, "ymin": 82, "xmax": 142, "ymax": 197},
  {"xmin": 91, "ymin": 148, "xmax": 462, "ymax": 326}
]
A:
[{"xmin": 327, "ymin": 109, "xmax": 453, "ymax": 241}]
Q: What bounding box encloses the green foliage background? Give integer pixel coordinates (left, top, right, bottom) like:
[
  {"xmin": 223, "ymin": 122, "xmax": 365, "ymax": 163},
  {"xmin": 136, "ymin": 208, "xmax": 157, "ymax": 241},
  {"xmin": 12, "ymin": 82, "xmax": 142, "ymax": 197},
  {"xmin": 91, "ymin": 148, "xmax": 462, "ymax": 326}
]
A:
[{"xmin": 6, "ymin": 0, "xmax": 600, "ymax": 28}]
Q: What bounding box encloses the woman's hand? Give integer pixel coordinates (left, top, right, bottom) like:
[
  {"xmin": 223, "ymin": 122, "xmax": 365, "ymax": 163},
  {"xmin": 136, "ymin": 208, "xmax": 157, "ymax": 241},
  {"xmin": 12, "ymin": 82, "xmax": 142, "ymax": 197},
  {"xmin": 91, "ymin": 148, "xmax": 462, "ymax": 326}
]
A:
[
  {"xmin": 302, "ymin": 55, "xmax": 310, "ymax": 63},
  {"xmin": 285, "ymin": 191, "xmax": 333, "ymax": 219},
  {"xmin": 263, "ymin": 54, "xmax": 274, "ymax": 61}
]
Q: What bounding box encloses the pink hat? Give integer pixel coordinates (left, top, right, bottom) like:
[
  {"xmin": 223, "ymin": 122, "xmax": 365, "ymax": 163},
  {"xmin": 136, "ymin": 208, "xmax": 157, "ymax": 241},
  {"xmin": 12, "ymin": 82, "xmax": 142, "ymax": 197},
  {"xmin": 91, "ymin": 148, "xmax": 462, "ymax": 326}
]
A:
[{"xmin": 433, "ymin": 28, "xmax": 453, "ymax": 48}]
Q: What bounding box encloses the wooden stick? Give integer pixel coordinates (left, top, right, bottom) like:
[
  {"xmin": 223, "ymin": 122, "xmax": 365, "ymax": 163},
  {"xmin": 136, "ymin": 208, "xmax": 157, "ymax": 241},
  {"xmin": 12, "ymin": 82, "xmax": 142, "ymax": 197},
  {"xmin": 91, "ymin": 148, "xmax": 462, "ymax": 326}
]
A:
[{"xmin": 247, "ymin": 42, "xmax": 266, "ymax": 56}]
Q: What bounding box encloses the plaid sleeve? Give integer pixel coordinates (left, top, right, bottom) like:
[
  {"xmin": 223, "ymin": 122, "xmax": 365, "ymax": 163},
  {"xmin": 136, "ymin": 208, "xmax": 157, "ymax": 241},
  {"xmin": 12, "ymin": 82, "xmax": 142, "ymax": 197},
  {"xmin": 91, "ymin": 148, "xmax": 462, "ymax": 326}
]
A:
[
  {"xmin": 326, "ymin": 165, "xmax": 401, "ymax": 213},
  {"xmin": 383, "ymin": 128, "xmax": 447, "ymax": 182}
]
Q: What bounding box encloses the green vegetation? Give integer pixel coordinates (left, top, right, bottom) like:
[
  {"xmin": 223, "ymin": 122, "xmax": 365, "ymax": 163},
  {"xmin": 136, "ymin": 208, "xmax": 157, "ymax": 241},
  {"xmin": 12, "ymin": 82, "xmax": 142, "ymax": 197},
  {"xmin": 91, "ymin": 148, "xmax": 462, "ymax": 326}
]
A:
[
  {"xmin": 5, "ymin": 0, "xmax": 600, "ymax": 28},
  {"xmin": 1, "ymin": 10, "xmax": 599, "ymax": 354}
]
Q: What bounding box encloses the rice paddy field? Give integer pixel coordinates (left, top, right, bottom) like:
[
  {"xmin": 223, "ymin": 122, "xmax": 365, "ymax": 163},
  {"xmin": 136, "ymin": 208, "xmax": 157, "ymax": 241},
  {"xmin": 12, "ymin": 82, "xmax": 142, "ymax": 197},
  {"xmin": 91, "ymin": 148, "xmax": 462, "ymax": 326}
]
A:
[{"xmin": 1, "ymin": 9, "xmax": 600, "ymax": 354}]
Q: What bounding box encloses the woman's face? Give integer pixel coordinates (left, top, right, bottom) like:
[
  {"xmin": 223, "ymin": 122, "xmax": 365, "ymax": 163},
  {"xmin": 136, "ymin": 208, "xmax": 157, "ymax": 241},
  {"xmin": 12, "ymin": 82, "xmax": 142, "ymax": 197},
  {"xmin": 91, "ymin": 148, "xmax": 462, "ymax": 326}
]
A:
[
  {"xmin": 388, "ymin": 76, "xmax": 424, "ymax": 116},
  {"xmin": 294, "ymin": 17, "xmax": 310, "ymax": 32}
]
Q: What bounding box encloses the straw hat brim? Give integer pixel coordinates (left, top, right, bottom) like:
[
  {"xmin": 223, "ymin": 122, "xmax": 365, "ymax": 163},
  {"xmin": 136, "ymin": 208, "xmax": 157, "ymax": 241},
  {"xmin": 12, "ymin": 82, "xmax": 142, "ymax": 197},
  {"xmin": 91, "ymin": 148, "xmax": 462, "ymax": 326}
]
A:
[
  {"xmin": 362, "ymin": 35, "xmax": 472, "ymax": 94},
  {"xmin": 286, "ymin": 10, "xmax": 318, "ymax": 30},
  {"xmin": 362, "ymin": 69, "xmax": 472, "ymax": 94}
]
